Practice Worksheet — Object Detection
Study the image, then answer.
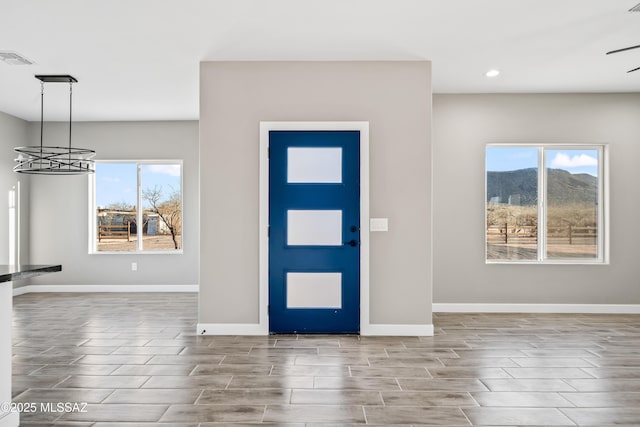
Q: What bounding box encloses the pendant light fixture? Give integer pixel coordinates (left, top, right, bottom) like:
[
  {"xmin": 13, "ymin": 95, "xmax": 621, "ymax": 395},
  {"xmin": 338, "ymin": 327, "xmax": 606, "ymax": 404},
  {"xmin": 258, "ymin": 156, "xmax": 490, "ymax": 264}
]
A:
[{"xmin": 14, "ymin": 75, "xmax": 95, "ymax": 174}]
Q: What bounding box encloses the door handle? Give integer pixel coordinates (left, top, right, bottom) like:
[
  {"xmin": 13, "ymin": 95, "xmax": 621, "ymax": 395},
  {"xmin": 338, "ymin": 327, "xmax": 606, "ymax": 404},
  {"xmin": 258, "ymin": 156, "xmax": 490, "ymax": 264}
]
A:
[{"xmin": 345, "ymin": 240, "xmax": 358, "ymax": 247}]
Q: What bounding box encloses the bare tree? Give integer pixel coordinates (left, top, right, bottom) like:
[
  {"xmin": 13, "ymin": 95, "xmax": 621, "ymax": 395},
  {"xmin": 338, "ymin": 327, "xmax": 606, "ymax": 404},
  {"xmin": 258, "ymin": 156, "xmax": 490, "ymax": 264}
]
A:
[
  {"xmin": 107, "ymin": 201, "xmax": 135, "ymax": 212},
  {"xmin": 142, "ymin": 185, "xmax": 182, "ymax": 249}
]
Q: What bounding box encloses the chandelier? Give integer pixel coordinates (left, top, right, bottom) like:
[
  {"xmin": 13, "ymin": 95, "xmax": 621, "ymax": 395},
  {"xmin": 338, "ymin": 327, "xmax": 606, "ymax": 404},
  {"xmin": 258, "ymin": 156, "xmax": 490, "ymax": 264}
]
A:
[{"xmin": 14, "ymin": 75, "xmax": 95, "ymax": 174}]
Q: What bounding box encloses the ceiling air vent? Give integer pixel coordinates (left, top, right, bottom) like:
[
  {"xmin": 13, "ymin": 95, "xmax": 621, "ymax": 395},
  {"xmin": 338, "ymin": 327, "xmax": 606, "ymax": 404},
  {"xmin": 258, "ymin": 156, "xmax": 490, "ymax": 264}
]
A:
[
  {"xmin": 0, "ymin": 51, "xmax": 34, "ymax": 66},
  {"xmin": 630, "ymin": 2, "xmax": 640, "ymax": 12}
]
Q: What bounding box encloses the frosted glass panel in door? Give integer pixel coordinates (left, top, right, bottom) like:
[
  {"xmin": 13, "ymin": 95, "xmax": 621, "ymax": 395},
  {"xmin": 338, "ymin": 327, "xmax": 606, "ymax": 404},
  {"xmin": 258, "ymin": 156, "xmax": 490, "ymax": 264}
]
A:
[
  {"xmin": 287, "ymin": 147, "xmax": 342, "ymax": 183},
  {"xmin": 287, "ymin": 210, "xmax": 342, "ymax": 246},
  {"xmin": 287, "ymin": 272, "xmax": 342, "ymax": 308}
]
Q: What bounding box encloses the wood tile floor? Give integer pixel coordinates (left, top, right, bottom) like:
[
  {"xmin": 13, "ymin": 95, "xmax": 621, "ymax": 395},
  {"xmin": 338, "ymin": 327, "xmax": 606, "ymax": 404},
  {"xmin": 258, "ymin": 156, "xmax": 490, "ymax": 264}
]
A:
[{"xmin": 11, "ymin": 293, "xmax": 640, "ymax": 426}]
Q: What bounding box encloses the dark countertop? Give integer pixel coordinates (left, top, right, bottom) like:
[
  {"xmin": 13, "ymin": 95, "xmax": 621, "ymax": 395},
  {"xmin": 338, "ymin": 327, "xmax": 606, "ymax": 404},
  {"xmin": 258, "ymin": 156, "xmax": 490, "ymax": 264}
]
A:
[{"xmin": 0, "ymin": 265, "xmax": 62, "ymax": 283}]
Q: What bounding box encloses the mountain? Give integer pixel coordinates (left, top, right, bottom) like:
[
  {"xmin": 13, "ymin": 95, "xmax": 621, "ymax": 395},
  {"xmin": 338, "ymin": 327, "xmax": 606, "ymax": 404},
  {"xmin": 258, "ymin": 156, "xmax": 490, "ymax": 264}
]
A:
[{"xmin": 487, "ymin": 168, "xmax": 597, "ymax": 206}]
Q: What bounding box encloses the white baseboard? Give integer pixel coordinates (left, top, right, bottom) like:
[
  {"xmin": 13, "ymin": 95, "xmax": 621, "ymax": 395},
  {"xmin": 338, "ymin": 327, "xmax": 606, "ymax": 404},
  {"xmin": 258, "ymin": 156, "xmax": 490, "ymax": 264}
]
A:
[
  {"xmin": 197, "ymin": 323, "xmax": 267, "ymax": 335},
  {"xmin": 13, "ymin": 284, "xmax": 198, "ymax": 296},
  {"xmin": 0, "ymin": 412, "xmax": 19, "ymax": 427},
  {"xmin": 362, "ymin": 323, "xmax": 434, "ymax": 336},
  {"xmin": 197, "ymin": 322, "xmax": 434, "ymax": 336},
  {"xmin": 433, "ymin": 303, "xmax": 640, "ymax": 314}
]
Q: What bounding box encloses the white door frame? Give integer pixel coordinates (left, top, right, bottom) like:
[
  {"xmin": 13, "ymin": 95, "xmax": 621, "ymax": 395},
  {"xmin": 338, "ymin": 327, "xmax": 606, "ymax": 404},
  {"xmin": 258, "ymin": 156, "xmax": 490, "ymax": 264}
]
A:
[{"xmin": 259, "ymin": 121, "xmax": 371, "ymax": 334}]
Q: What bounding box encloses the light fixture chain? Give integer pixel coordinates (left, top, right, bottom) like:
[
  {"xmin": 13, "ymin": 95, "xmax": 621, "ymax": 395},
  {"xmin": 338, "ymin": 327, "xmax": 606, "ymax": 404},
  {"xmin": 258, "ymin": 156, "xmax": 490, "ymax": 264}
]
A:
[
  {"xmin": 40, "ymin": 81, "xmax": 44, "ymax": 157},
  {"xmin": 69, "ymin": 81, "xmax": 73, "ymax": 169}
]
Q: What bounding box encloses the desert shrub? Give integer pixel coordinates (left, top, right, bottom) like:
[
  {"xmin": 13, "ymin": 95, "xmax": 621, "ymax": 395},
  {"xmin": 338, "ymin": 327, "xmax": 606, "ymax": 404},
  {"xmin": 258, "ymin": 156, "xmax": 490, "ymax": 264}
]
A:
[
  {"xmin": 486, "ymin": 204, "xmax": 537, "ymax": 227},
  {"xmin": 487, "ymin": 203, "xmax": 596, "ymax": 228},
  {"xmin": 547, "ymin": 204, "xmax": 597, "ymax": 227}
]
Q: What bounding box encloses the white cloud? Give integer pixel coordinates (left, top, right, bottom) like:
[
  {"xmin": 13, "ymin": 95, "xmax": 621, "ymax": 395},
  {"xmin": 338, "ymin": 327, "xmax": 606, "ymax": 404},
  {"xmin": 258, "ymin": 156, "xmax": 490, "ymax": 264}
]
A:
[
  {"xmin": 147, "ymin": 164, "xmax": 181, "ymax": 177},
  {"xmin": 550, "ymin": 153, "xmax": 597, "ymax": 169}
]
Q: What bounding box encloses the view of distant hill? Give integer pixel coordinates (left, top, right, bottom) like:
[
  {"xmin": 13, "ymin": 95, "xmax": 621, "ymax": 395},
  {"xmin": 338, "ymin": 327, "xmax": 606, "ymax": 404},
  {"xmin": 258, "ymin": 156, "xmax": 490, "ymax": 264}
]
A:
[{"xmin": 487, "ymin": 168, "xmax": 597, "ymax": 205}]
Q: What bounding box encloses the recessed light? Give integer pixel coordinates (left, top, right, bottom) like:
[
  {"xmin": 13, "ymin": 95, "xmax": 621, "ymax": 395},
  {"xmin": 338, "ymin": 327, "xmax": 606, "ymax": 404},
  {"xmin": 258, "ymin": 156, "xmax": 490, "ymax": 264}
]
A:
[{"xmin": 485, "ymin": 69, "xmax": 500, "ymax": 78}]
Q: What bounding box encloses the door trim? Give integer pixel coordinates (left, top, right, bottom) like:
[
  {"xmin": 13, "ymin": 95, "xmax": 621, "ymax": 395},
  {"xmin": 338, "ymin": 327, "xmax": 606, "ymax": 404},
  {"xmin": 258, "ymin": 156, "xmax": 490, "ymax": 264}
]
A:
[{"xmin": 259, "ymin": 121, "xmax": 370, "ymax": 335}]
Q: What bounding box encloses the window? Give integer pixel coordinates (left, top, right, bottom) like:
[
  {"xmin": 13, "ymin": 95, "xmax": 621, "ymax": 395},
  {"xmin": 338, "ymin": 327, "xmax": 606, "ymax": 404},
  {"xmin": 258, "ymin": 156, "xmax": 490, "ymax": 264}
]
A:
[
  {"xmin": 486, "ymin": 145, "xmax": 606, "ymax": 263},
  {"xmin": 91, "ymin": 161, "xmax": 182, "ymax": 253}
]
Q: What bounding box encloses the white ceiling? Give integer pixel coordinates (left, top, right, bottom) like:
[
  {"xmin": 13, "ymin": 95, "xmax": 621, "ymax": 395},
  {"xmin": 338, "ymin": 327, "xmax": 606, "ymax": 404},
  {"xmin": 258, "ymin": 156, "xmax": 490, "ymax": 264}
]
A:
[{"xmin": 1, "ymin": 0, "xmax": 639, "ymax": 122}]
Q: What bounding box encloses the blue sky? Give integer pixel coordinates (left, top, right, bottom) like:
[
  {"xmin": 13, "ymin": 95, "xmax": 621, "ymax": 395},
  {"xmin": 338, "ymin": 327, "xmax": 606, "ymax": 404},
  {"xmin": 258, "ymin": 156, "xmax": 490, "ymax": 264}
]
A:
[
  {"xmin": 486, "ymin": 147, "xmax": 598, "ymax": 176},
  {"xmin": 96, "ymin": 163, "xmax": 181, "ymax": 209}
]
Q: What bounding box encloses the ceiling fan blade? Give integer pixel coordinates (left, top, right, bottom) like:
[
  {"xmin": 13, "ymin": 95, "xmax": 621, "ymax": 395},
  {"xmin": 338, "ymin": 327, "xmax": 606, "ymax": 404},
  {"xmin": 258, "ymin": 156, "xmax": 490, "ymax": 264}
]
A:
[
  {"xmin": 607, "ymin": 44, "xmax": 640, "ymax": 55},
  {"xmin": 627, "ymin": 66, "xmax": 640, "ymax": 73}
]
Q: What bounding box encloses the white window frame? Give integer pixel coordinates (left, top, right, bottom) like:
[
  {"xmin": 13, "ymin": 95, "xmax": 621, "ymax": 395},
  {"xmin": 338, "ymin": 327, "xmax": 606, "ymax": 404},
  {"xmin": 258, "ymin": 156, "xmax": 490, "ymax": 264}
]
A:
[
  {"xmin": 485, "ymin": 144, "xmax": 609, "ymax": 265},
  {"xmin": 89, "ymin": 160, "xmax": 184, "ymax": 255}
]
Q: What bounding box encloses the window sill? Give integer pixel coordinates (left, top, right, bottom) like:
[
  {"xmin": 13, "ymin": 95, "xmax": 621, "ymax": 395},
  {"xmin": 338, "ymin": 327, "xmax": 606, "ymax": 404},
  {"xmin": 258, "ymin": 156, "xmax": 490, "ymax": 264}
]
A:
[
  {"xmin": 486, "ymin": 259, "xmax": 608, "ymax": 266},
  {"xmin": 89, "ymin": 250, "xmax": 184, "ymax": 255}
]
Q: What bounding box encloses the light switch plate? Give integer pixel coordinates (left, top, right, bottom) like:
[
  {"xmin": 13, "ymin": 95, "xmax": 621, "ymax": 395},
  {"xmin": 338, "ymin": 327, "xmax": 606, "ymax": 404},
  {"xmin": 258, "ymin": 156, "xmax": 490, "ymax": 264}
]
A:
[{"xmin": 370, "ymin": 218, "xmax": 389, "ymax": 232}]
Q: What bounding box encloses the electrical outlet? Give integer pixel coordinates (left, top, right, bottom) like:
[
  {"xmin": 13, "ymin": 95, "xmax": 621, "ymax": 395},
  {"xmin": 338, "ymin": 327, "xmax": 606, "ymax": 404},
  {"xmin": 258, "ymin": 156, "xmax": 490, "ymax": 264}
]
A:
[{"xmin": 131, "ymin": 262, "xmax": 137, "ymax": 271}]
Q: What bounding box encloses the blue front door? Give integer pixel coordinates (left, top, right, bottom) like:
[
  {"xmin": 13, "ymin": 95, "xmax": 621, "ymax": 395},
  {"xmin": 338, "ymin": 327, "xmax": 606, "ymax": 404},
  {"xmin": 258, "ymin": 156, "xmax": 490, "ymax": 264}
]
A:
[{"xmin": 269, "ymin": 130, "xmax": 360, "ymax": 334}]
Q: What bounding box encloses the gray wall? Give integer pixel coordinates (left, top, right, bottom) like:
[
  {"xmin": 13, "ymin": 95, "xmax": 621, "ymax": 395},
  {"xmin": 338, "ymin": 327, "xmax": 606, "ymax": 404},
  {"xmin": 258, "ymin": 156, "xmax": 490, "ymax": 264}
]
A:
[
  {"xmin": 28, "ymin": 121, "xmax": 199, "ymax": 287},
  {"xmin": 200, "ymin": 61, "xmax": 432, "ymax": 325},
  {"xmin": 433, "ymin": 93, "xmax": 640, "ymax": 304},
  {"xmin": 0, "ymin": 111, "xmax": 30, "ymax": 269}
]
